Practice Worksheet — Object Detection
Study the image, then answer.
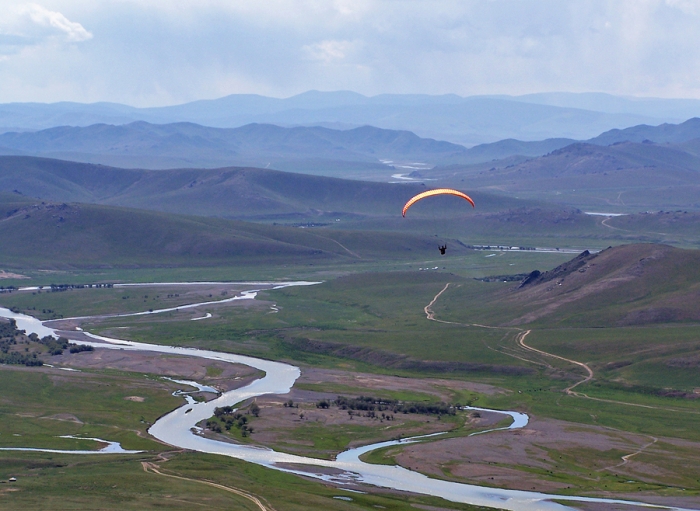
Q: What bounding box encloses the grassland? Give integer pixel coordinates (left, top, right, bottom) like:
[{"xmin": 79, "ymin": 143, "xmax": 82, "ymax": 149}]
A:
[
  {"xmin": 2, "ymin": 245, "xmax": 700, "ymax": 509},
  {"xmin": 0, "ymin": 365, "xmax": 179, "ymax": 452},
  {"xmin": 2, "ymin": 283, "xmax": 266, "ymax": 320},
  {"xmin": 9, "ymin": 263, "xmax": 698, "ymax": 441},
  {"xmin": 0, "ymin": 195, "xmax": 471, "ymax": 269},
  {"xmin": 0, "ymin": 450, "xmax": 500, "ymax": 511},
  {"xmin": 0, "ymin": 248, "xmax": 578, "ymax": 292}
]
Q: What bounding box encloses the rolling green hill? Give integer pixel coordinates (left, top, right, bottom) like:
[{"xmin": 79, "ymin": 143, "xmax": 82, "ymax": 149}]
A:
[
  {"xmin": 0, "ymin": 155, "xmax": 547, "ymax": 220},
  {"xmin": 0, "ymin": 194, "xmax": 467, "ymax": 269},
  {"xmin": 604, "ymin": 210, "xmax": 700, "ymax": 239},
  {"xmin": 3, "ymin": 156, "xmax": 700, "ymax": 254}
]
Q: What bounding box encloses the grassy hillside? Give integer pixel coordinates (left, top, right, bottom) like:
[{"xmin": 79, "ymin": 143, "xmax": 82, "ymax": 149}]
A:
[
  {"xmin": 605, "ymin": 210, "xmax": 700, "ymax": 241},
  {"xmin": 0, "ymin": 194, "xmax": 470, "ymax": 269},
  {"xmin": 0, "ymin": 155, "xmax": 550, "ymax": 219},
  {"xmin": 435, "ymin": 244, "xmax": 700, "ymax": 328},
  {"xmin": 3, "ymin": 157, "xmax": 700, "ymax": 256}
]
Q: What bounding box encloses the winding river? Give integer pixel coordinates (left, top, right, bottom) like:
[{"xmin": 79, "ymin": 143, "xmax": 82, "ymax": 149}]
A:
[{"xmin": 0, "ymin": 283, "xmax": 696, "ymax": 511}]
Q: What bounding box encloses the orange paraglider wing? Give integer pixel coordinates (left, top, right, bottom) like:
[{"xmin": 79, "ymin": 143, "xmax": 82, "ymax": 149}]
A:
[{"xmin": 402, "ymin": 188, "xmax": 475, "ymax": 217}]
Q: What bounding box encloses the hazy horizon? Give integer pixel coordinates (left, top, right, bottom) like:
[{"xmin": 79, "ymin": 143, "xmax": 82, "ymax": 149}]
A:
[{"xmin": 4, "ymin": 89, "xmax": 700, "ymax": 109}]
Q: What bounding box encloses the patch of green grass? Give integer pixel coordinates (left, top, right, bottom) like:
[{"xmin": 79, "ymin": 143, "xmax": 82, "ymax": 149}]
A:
[
  {"xmin": 478, "ymin": 379, "xmax": 700, "ymax": 443},
  {"xmin": 205, "ymin": 365, "xmax": 223, "ymax": 377},
  {"xmin": 0, "ymin": 451, "xmax": 501, "ymax": 511},
  {"xmin": 359, "ymin": 415, "xmax": 512, "ymax": 468},
  {"xmin": 0, "ymin": 366, "xmax": 182, "ymax": 452},
  {"xmin": 279, "ymin": 421, "xmax": 395, "ymax": 458},
  {"xmin": 0, "ymin": 285, "xmax": 262, "ymax": 320},
  {"xmin": 527, "ymin": 326, "xmax": 700, "ymax": 391},
  {"xmin": 77, "ymin": 274, "xmax": 526, "ymax": 375}
]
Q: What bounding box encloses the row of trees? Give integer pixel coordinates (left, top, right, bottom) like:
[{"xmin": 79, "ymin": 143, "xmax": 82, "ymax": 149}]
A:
[
  {"xmin": 321, "ymin": 395, "xmax": 457, "ymax": 416},
  {"xmin": 49, "ymin": 283, "xmax": 114, "ymax": 292}
]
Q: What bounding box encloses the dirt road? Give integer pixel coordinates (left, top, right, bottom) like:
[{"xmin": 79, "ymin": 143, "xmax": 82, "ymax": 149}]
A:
[{"xmin": 142, "ymin": 460, "xmax": 275, "ymax": 511}]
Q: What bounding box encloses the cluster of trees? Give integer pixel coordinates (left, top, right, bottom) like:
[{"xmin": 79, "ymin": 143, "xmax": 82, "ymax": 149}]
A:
[
  {"xmin": 0, "ymin": 319, "xmax": 41, "ymax": 366},
  {"xmin": 0, "ymin": 351, "xmax": 43, "ymax": 366},
  {"xmin": 475, "ymin": 273, "xmax": 531, "ymax": 283},
  {"xmin": 30, "ymin": 333, "xmax": 94, "ymax": 356},
  {"xmin": 17, "ymin": 305, "xmax": 63, "ymax": 320},
  {"xmin": 347, "ymin": 409, "xmax": 395, "ymax": 420},
  {"xmin": 69, "ymin": 344, "xmax": 95, "ymax": 354},
  {"xmin": 0, "ymin": 319, "xmax": 18, "ymax": 338},
  {"xmin": 210, "ymin": 404, "xmax": 258, "ymax": 437},
  {"xmin": 0, "ymin": 319, "xmax": 94, "ymax": 367},
  {"xmin": 0, "ymin": 286, "xmax": 17, "ymax": 294},
  {"xmin": 322, "ymin": 395, "xmax": 457, "ymax": 417},
  {"xmin": 30, "ymin": 333, "xmax": 70, "ymax": 355}
]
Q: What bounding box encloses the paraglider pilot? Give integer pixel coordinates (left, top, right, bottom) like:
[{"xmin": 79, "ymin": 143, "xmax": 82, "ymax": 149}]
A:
[{"xmin": 438, "ymin": 244, "xmax": 447, "ymax": 255}]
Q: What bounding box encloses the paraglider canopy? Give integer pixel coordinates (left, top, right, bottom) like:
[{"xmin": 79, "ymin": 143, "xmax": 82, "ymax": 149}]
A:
[{"xmin": 402, "ymin": 188, "xmax": 475, "ymax": 217}]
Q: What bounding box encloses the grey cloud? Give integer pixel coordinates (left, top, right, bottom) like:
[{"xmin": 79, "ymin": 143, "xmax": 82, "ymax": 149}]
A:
[{"xmin": 1, "ymin": 1, "xmax": 700, "ymax": 105}]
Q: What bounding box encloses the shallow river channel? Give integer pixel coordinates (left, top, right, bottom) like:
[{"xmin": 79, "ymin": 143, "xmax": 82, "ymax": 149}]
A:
[{"xmin": 0, "ymin": 283, "xmax": 696, "ymax": 511}]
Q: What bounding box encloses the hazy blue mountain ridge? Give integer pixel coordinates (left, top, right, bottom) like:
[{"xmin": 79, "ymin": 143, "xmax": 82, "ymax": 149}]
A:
[
  {"xmin": 4, "ymin": 116, "xmax": 700, "ymax": 173},
  {"xmin": 425, "ymin": 139, "xmax": 700, "ymax": 211},
  {"xmin": 588, "ymin": 117, "xmax": 700, "ymax": 145},
  {"xmin": 0, "ymin": 122, "xmax": 471, "ymax": 171},
  {"xmin": 1, "ymin": 91, "xmax": 687, "ymax": 146},
  {"xmin": 509, "ymin": 92, "xmax": 700, "ymax": 120}
]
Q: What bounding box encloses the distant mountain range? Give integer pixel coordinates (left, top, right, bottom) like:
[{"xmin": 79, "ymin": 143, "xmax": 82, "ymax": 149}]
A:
[
  {"xmin": 587, "ymin": 117, "xmax": 700, "ymax": 145},
  {"xmin": 3, "ymin": 91, "xmax": 698, "ymax": 147},
  {"xmin": 462, "ymin": 117, "xmax": 700, "ymax": 163},
  {"xmin": 424, "ymin": 137, "xmax": 700, "ymax": 211},
  {"xmin": 0, "ymin": 123, "xmax": 470, "ymax": 171},
  {"xmin": 2, "ymin": 117, "xmax": 700, "ymax": 174}
]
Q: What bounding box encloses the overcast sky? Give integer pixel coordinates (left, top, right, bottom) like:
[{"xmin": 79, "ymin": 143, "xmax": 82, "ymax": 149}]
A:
[{"xmin": 1, "ymin": 0, "xmax": 699, "ymax": 106}]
